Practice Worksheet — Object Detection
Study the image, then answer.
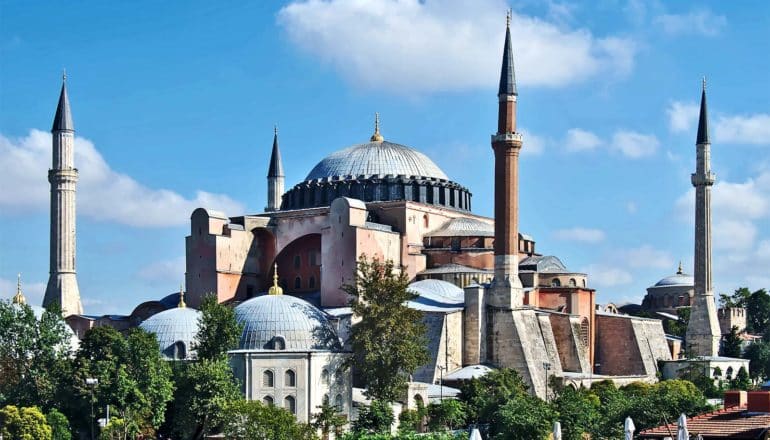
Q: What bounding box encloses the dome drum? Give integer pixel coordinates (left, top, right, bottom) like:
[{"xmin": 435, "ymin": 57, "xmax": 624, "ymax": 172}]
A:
[{"xmin": 281, "ymin": 175, "xmax": 471, "ymax": 211}]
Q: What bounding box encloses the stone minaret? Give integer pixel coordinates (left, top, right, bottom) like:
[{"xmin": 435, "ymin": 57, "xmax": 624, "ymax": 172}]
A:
[
  {"xmin": 43, "ymin": 74, "xmax": 83, "ymax": 316},
  {"xmin": 265, "ymin": 126, "xmax": 284, "ymax": 212},
  {"xmin": 685, "ymin": 79, "xmax": 721, "ymax": 357},
  {"xmin": 488, "ymin": 12, "xmax": 524, "ymax": 308}
]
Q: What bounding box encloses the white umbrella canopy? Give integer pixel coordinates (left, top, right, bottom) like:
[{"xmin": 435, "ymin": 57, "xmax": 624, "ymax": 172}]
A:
[
  {"xmin": 553, "ymin": 421, "xmax": 562, "ymax": 440},
  {"xmin": 624, "ymin": 416, "xmax": 636, "ymax": 440},
  {"xmin": 677, "ymin": 413, "xmax": 689, "ymax": 440},
  {"xmin": 469, "ymin": 428, "xmax": 483, "ymax": 440}
]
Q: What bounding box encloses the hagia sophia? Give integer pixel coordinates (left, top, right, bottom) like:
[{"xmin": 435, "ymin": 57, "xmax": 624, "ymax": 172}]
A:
[{"xmin": 12, "ymin": 13, "xmax": 750, "ymax": 426}]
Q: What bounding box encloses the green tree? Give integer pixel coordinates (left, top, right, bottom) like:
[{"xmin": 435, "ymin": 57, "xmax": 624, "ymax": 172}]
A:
[
  {"xmin": 221, "ymin": 400, "xmax": 317, "ymax": 439},
  {"xmin": 397, "ymin": 408, "xmax": 422, "ymax": 434},
  {"xmin": 731, "ymin": 366, "xmax": 752, "ymax": 390},
  {"xmin": 344, "ymin": 257, "xmax": 429, "ymax": 402},
  {"xmin": 721, "ymin": 326, "xmax": 744, "ymax": 357},
  {"xmin": 550, "ymin": 385, "xmax": 600, "ymax": 440},
  {"xmin": 621, "ymin": 380, "xmax": 710, "ymax": 430},
  {"xmin": 352, "ymin": 400, "xmax": 394, "ymax": 434},
  {"xmin": 458, "ymin": 368, "xmax": 528, "ymax": 425},
  {"xmin": 99, "ymin": 418, "xmax": 131, "ymax": 440},
  {"xmin": 588, "ymin": 380, "xmax": 632, "ymax": 439},
  {"xmin": 194, "ymin": 293, "xmax": 243, "ymax": 361},
  {"xmin": 663, "ymin": 307, "xmax": 690, "ymax": 338},
  {"xmin": 426, "ymin": 399, "xmax": 466, "ymax": 431},
  {"xmin": 492, "ymin": 394, "xmax": 556, "ymax": 440},
  {"xmin": 46, "ymin": 408, "xmax": 71, "ymax": 440},
  {"xmin": 719, "ymin": 288, "xmax": 751, "ymax": 308},
  {"xmin": 747, "ymin": 289, "xmax": 770, "ymax": 334},
  {"xmin": 744, "ymin": 340, "xmax": 770, "ymax": 380},
  {"xmin": 0, "ymin": 300, "xmax": 73, "ymax": 409},
  {"xmin": 69, "ymin": 327, "xmax": 173, "ymax": 437},
  {"xmin": 312, "ymin": 400, "xmax": 348, "ymax": 440},
  {"xmin": 0, "ymin": 405, "xmax": 53, "ymax": 440}
]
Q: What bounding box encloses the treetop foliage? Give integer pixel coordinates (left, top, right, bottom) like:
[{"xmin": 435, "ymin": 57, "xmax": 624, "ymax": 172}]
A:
[{"xmin": 194, "ymin": 293, "xmax": 244, "ymax": 361}]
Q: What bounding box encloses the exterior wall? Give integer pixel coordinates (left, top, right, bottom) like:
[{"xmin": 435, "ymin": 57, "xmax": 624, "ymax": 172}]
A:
[
  {"xmin": 530, "ymin": 287, "xmax": 595, "ymax": 366},
  {"xmin": 463, "ymin": 285, "xmax": 486, "ymax": 365},
  {"xmin": 718, "ymin": 307, "xmax": 747, "ymax": 334},
  {"xmin": 595, "ymin": 314, "xmax": 670, "ymax": 377},
  {"xmin": 413, "ymin": 311, "xmax": 463, "ymax": 384},
  {"xmin": 549, "ymin": 314, "xmax": 590, "ymax": 373},
  {"xmin": 274, "ymin": 234, "xmax": 322, "ymax": 293},
  {"xmin": 642, "ymin": 285, "xmax": 694, "ymax": 313},
  {"xmin": 660, "ymin": 358, "xmax": 750, "ymax": 381},
  {"xmin": 230, "ymin": 351, "xmax": 351, "ymax": 423}
]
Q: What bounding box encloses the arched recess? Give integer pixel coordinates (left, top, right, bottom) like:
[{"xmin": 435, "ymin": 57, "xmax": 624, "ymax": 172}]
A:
[{"xmin": 272, "ymin": 234, "xmax": 322, "ymax": 293}]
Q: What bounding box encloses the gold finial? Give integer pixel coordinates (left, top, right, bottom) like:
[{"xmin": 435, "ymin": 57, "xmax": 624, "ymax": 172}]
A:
[
  {"xmin": 268, "ymin": 263, "xmax": 283, "ymax": 295},
  {"xmin": 506, "ymin": 9, "xmax": 511, "ymax": 28},
  {"xmin": 12, "ymin": 273, "xmax": 26, "ymax": 305},
  {"xmin": 370, "ymin": 112, "xmax": 384, "ymax": 142},
  {"xmin": 178, "ymin": 284, "xmax": 186, "ymax": 308},
  {"xmin": 677, "ymin": 261, "xmax": 683, "ymax": 275}
]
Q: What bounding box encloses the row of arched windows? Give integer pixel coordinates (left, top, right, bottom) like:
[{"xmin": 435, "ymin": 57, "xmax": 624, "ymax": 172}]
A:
[
  {"xmin": 323, "ymin": 393, "xmax": 346, "ymax": 412},
  {"xmin": 321, "ymin": 368, "xmax": 344, "ymax": 385},
  {"xmin": 262, "ymin": 369, "xmax": 296, "ymax": 387},
  {"xmin": 263, "ymin": 395, "xmax": 296, "ymax": 414},
  {"xmin": 279, "ymin": 276, "xmax": 317, "ymax": 290},
  {"xmin": 549, "ymin": 278, "xmax": 584, "ymax": 288}
]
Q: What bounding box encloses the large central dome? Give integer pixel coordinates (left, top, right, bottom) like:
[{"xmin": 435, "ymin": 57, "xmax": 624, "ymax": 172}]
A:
[{"xmin": 305, "ymin": 141, "xmax": 449, "ymax": 181}]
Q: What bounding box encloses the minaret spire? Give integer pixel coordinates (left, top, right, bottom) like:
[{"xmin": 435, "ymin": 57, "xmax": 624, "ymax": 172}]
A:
[
  {"xmin": 44, "ymin": 75, "xmax": 83, "ymax": 317},
  {"xmin": 265, "ymin": 125, "xmax": 285, "ymax": 212},
  {"xmin": 13, "ymin": 273, "xmax": 26, "ymax": 305},
  {"xmin": 178, "ymin": 284, "xmax": 187, "ymax": 308},
  {"xmin": 268, "ymin": 264, "xmax": 283, "ymax": 295},
  {"xmin": 686, "ymin": 78, "xmax": 721, "ymax": 357},
  {"xmin": 370, "ymin": 112, "xmax": 384, "ymax": 142},
  {"xmin": 489, "ymin": 13, "xmax": 524, "ymax": 308}
]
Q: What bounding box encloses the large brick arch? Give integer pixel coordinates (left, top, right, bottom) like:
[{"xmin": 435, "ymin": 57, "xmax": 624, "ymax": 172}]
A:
[{"xmin": 272, "ymin": 234, "xmax": 322, "ymax": 294}]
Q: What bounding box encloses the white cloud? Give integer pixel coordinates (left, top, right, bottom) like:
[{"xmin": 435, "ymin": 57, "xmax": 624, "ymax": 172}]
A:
[
  {"xmin": 0, "ymin": 276, "xmax": 45, "ymax": 304},
  {"xmin": 667, "ymin": 101, "xmax": 699, "ymax": 133},
  {"xmin": 564, "ymin": 128, "xmax": 602, "ymax": 152},
  {"xmin": 552, "ymin": 227, "xmax": 605, "ymax": 243},
  {"xmin": 0, "ymin": 130, "xmax": 244, "ymax": 227},
  {"xmin": 520, "ymin": 129, "xmax": 546, "ymax": 155},
  {"xmin": 278, "ymin": 0, "xmax": 636, "ymax": 93},
  {"xmin": 619, "ymin": 245, "xmax": 675, "ymax": 269},
  {"xmin": 137, "ymin": 256, "xmax": 186, "ymax": 283},
  {"xmin": 581, "ymin": 264, "xmax": 633, "ymax": 287},
  {"xmin": 610, "ymin": 130, "xmax": 659, "ymax": 158},
  {"xmin": 714, "ymin": 220, "xmax": 757, "ymax": 252},
  {"xmin": 654, "ymin": 9, "xmax": 727, "ymax": 37},
  {"xmin": 714, "ymin": 114, "xmax": 770, "ymax": 146}
]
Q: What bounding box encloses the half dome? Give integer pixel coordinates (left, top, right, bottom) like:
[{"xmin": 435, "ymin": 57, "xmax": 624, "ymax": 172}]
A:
[
  {"xmin": 305, "ymin": 141, "xmax": 449, "ymax": 181},
  {"xmin": 234, "ymin": 295, "xmax": 340, "ymax": 351}
]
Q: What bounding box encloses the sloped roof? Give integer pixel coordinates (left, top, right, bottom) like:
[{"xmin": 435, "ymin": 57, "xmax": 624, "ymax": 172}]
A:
[
  {"xmin": 426, "ymin": 217, "xmax": 494, "ymax": 237},
  {"xmin": 638, "ymin": 404, "xmax": 770, "ymax": 439}
]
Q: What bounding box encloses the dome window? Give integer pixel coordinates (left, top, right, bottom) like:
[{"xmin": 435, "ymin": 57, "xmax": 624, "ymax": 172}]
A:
[
  {"xmin": 551, "ymin": 278, "xmax": 561, "ymax": 287},
  {"xmin": 285, "ymin": 369, "xmax": 296, "ymax": 387},
  {"xmin": 263, "ymin": 370, "xmax": 274, "ymax": 387},
  {"xmin": 273, "ymin": 336, "xmax": 286, "ymax": 350},
  {"xmin": 569, "ymin": 278, "xmax": 577, "ymax": 287},
  {"xmin": 173, "ymin": 341, "xmax": 187, "ymax": 360}
]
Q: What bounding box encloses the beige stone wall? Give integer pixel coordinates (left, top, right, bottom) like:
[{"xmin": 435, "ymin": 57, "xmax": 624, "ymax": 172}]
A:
[
  {"xmin": 718, "ymin": 307, "xmax": 747, "ymax": 334},
  {"xmin": 595, "ymin": 314, "xmax": 670, "ymax": 378}
]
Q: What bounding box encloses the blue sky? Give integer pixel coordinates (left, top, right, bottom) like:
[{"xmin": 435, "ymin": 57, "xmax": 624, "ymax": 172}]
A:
[{"xmin": 1, "ymin": 0, "xmax": 769, "ymax": 315}]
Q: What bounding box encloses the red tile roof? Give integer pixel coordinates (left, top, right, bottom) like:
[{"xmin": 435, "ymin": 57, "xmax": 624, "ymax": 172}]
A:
[{"xmin": 637, "ymin": 405, "xmax": 770, "ymax": 439}]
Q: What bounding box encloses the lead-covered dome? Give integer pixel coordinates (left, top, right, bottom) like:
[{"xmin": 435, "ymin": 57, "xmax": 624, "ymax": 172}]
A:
[
  {"xmin": 234, "ymin": 295, "xmax": 341, "ymax": 351},
  {"xmin": 139, "ymin": 307, "xmax": 201, "ymax": 360},
  {"xmin": 305, "ymin": 141, "xmax": 449, "ymax": 181},
  {"xmin": 654, "ymin": 273, "xmax": 694, "ymax": 287}
]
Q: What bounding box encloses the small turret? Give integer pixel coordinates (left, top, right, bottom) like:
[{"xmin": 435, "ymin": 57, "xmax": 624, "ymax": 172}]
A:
[
  {"xmin": 52, "ymin": 71, "xmax": 74, "ymax": 132},
  {"xmin": 696, "ymin": 78, "xmax": 709, "ymax": 145}
]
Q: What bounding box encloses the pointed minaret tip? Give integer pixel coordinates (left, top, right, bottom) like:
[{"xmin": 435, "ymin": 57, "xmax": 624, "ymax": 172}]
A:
[
  {"xmin": 268, "ymin": 263, "xmax": 284, "ymax": 295},
  {"xmin": 370, "ymin": 112, "xmax": 384, "ymax": 142},
  {"xmin": 267, "ymin": 125, "xmax": 284, "ymax": 177},
  {"xmin": 498, "ymin": 12, "xmax": 517, "ymax": 97},
  {"xmin": 52, "ymin": 72, "xmax": 74, "ymax": 132},
  {"xmin": 696, "ymin": 77, "xmax": 709, "ymax": 145},
  {"xmin": 13, "ymin": 273, "xmax": 26, "ymax": 305}
]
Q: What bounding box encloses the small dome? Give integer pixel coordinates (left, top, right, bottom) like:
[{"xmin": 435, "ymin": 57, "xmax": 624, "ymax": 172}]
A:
[
  {"xmin": 409, "ymin": 279, "xmax": 464, "ymax": 304},
  {"xmin": 305, "ymin": 141, "xmax": 449, "ymax": 181},
  {"xmin": 426, "ymin": 217, "xmax": 494, "ymax": 237},
  {"xmin": 654, "ymin": 273, "xmax": 694, "ymax": 287},
  {"xmin": 139, "ymin": 307, "xmax": 201, "ymax": 360},
  {"xmin": 234, "ymin": 295, "xmax": 340, "ymax": 351}
]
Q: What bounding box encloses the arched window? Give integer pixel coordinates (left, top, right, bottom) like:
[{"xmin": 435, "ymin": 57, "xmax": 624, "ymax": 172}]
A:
[
  {"xmin": 726, "ymin": 367, "xmax": 734, "ymax": 380},
  {"xmin": 582, "ymin": 279, "xmax": 586, "ymax": 287},
  {"xmin": 309, "ymin": 276, "xmax": 316, "ymax": 289},
  {"xmin": 294, "ymin": 277, "xmax": 302, "ymax": 289},
  {"xmin": 263, "ymin": 370, "xmax": 274, "ymax": 387},
  {"xmin": 551, "ymin": 278, "xmax": 561, "ymax": 287},
  {"xmin": 173, "ymin": 341, "xmax": 187, "ymax": 360},
  {"xmin": 273, "ymin": 336, "xmax": 286, "ymax": 350},
  {"xmin": 284, "ymin": 395, "xmax": 296, "ymax": 414},
  {"xmin": 580, "ymin": 318, "xmax": 590, "ymax": 347},
  {"xmin": 569, "ymin": 278, "xmax": 577, "ymax": 287},
  {"xmin": 321, "ymin": 369, "xmax": 330, "ymax": 385},
  {"xmin": 293, "ymin": 255, "xmax": 301, "ymax": 268},
  {"xmin": 423, "ymin": 214, "xmax": 429, "ymax": 228},
  {"xmin": 334, "ymin": 394, "xmax": 343, "ymax": 412},
  {"xmin": 335, "ymin": 370, "xmax": 344, "ymax": 385},
  {"xmin": 285, "ymin": 369, "xmax": 296, "ymax": 387},
  {"xmin": 263, "ymin": 395, "xmax": 274, "ymax": 405}
]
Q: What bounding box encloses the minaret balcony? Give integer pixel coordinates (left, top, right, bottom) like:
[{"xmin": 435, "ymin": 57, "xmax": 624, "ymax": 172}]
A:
[
  {"xmin": 691, "ymin": 172, "xmax": 716, "ymax": 186},
  {"xmin": 491, "ymin": 133, "xmax": 522, "ymax": 143}
]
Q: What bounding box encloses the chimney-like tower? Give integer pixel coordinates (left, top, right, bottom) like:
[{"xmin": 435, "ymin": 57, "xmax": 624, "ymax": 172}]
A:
[
  {"xmin": 685, "ymin": 79, "xmax": 721, "ymax": 357},
  {"xmin": 488, "ymin": 12, "xmax": 524, "ymax": 308},
  {"xmin": 43, "ymin": 72, "xmax": 83, "ymax": 316},
  {"xmin": 265, "ymin": 126, "xmax": 284, "ymax": 212}
]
